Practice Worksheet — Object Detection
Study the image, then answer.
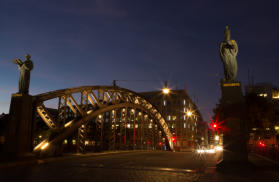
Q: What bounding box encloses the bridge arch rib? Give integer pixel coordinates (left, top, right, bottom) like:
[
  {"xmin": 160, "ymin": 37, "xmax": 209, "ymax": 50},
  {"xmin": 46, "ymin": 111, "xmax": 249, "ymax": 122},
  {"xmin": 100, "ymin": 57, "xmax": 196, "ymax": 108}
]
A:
[{"xmin": 33, "ymin": 86, "xmax": 174, "ymax": 154}]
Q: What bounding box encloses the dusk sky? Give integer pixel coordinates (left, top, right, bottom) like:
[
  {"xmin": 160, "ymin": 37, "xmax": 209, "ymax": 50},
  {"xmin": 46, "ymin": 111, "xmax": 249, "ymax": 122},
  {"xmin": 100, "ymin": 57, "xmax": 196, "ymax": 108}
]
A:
[{"xmin": 1, "ymin": 0, "xmax": 279, "ymax": 121}]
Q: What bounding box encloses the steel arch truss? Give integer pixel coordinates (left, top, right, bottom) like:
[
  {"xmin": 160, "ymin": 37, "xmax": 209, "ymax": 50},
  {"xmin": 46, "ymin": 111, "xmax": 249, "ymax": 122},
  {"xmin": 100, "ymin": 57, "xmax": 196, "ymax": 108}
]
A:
[{"xmin": 33, "ymin": 86, "xmax": 174, "ymax": 154}]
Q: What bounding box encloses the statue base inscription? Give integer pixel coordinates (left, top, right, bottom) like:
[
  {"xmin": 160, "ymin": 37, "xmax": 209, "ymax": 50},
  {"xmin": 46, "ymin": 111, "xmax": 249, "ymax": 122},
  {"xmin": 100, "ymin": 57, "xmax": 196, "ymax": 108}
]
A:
[
  {"xmin": 3, "ymin": 94, "xmax": 34, "ymax": 159},
  {"xmin": 217, "ymin": 81, "xmax": 248, "ymax": 170}
]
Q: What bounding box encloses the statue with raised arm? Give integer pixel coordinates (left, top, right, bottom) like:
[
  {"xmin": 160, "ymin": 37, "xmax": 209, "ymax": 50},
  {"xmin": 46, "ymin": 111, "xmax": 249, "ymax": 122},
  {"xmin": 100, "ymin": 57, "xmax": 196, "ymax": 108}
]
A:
[
  {"xmin": 219, "ymin": 26, "xmax": 238, "ymax": 82},
  {"xmin": 13, "ymin": 54, "xmax": 33, "ymax": 94}
]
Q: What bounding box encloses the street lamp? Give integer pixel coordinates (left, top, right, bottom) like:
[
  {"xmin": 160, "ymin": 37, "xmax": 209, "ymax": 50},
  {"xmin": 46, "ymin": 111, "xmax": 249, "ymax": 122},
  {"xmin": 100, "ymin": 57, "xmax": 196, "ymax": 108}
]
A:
[
  {"xmin": 162, "ymin": 81, "xmax": 170, "ymax": 95},
  {"xmin": 162, "ymin": 87, "xmax": 170, "ymax": 95},
  {"xmin": 186, "ymin": 110, "xmax": 193, "ymax": 117}
]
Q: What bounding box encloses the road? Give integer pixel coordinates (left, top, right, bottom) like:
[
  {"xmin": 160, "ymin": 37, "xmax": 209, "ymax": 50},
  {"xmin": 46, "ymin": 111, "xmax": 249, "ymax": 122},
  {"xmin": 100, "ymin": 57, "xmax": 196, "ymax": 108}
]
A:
[
  {"xmin": 1, "ymin": 151, "xmax": 279, "ymax": 182},
  {"xmin": 0, "ymin": 151, "xmax": 221, "ymax": 182}
]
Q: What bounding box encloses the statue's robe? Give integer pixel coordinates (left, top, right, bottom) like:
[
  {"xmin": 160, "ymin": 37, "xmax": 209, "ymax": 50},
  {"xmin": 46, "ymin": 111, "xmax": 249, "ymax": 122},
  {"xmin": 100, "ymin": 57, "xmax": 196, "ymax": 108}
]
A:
[
  {"xmin": 219, "ymin": 40, "xmax": 238, "ymax": 82},
  {"xmin": 18, "ymin": 60, "xmax": 33, "ymax": 94}
]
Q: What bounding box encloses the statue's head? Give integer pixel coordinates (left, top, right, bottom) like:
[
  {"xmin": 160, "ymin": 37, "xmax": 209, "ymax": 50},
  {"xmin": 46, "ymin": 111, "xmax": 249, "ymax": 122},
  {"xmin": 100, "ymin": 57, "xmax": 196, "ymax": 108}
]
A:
[
  {"xmin": 26, "ymin": 54, "xmax": 31, "ymax": 60},
  {"xmin": 224, "ymin": 25, "xmax": 231, "ymax": 41}
]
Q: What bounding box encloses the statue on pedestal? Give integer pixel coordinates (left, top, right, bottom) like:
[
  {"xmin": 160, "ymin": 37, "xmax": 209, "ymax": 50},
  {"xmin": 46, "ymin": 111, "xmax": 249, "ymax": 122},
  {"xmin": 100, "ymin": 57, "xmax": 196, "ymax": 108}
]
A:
[
  {"xmin": 219, "ymin": 26, "xmax": 238, "ymax": 82},
  {"xmin": 13, "ymin": 54, "xmax": 34, "ymax": 95}
]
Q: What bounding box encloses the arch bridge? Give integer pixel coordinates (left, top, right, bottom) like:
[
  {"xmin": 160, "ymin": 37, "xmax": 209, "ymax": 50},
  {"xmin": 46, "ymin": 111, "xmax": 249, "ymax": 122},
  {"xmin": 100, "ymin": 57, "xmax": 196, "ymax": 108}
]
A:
[{"xmin": 33, "ymin": 86, "xmax": 174, "ymax": 155}]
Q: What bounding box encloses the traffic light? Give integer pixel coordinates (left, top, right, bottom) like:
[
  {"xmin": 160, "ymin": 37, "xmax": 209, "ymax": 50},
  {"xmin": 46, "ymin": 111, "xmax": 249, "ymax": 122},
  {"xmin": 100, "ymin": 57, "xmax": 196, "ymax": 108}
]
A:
[{"xmin": 258, "ymin": 140, "xmax": 266, "ymax": 147}]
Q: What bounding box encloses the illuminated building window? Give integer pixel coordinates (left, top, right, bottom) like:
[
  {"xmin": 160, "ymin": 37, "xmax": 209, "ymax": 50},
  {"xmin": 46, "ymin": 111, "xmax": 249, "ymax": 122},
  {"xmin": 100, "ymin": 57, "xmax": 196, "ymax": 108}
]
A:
[
  {"xmin": 64, "ymin": 140, "xmax": 67, "ymax": 144},
  {"xmin": 163, "ymin": 100, "xmax": 166, "ymax": 106},
  {"xmin": 72, "ymin": 139, "xmax": 76, "ymax": 145},
  {"xmin": 258, "ymin": 93, "xmax": 267, "ymax": 97},
  {"xmin": 183, "ymin": 123, "xmax": 186, "ymax": 128},
  {"xmin": 183, "ymin": 115, "xmax": 186, "ymax": 120},
  {"xmin": 183, "ymin": 107, "xmax": 186, "ymax": 112},
  {"xmin": 272, "ymin": 91, "xmax": 279, "ymax": 99},
  {"xmin": 168, "ymin": 115, "xmax": 171, "ymax": 121},
  {"xmin": 127, "ymin": 124, "xmax": 130, "ymax": 128},
  {"xmin": 172, "ymin": 116, "xmax": 176, "ymax": 120},
  {"xmin": 149, "ymin": 123, "xmax": 152, "ymax": 128},
  {"xmin": 172, "ymin": 124, "xmax": 175, "ymax": 128},
  {"xmin": 183, "ymin": 100, "xmax": 186, "ymax": 105}
]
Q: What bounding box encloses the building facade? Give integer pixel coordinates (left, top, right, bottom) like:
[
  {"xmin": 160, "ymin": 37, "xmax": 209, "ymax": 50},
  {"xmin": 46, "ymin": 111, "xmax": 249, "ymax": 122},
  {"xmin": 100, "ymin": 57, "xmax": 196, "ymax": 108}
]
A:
[
  {"xmin": 245, "ymin": 83, "xmax": 279, "ymax": 148},
  {"xmin": 140, "ymin": 89, "xmax": 204, "ymax": 151}
]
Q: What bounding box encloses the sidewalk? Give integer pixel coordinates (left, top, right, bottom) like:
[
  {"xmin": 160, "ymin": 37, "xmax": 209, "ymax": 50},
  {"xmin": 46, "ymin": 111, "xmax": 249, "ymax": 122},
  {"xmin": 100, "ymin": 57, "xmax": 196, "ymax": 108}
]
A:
[{"xmin": 199, "ymin": 153, "xmax": 279, "ymax": 182}]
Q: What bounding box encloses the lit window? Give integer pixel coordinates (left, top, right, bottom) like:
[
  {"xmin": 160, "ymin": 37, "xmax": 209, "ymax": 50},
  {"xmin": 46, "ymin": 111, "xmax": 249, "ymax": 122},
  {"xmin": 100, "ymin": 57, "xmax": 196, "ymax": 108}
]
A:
[
  {"xmin": 272, "ymin": 91, "xmax": 279, "ymax": 99},
  {"xmin": 183, "ymin": 100, "xmax": 186, "ymax": 105},
  {"xmin": 127, "ymin": 124, "xmax": 130, "ymax": 128},
  {"xmin": 183, "ymin": 123, "xmax": 186, "ymax": 128},
  {"xmin": 72, "ymin": 139, "xmax": 76, "ymax": 145},
  {"xmin": 168, "ymin": 115, "xmax": 171, "ymax": 121},
  {"xmin": 149, "ymin": 124, "xmax": 152, "ymax": 129},
  {"xmin": 183, "ymin": 115, "xmax": 186, "ymax": 120},
  {"xmin": 172, "ymin": 116, "xmax": 176, "ymax": 120},
  {"xmin": 258, "ymin": 93, "xmax": 267, "ymax": 98},
  {"xmin": 135, "ymin": 124, "xmax": 138, "ymax": 128},
  {"xmin": 163, "ymin": 100, "xmax": 166, "ymax": 106},
  {"xmin": 64, "ymin": 139, "xmax": 68, "ymax": 144},
  {"xmin": 183, "ymin": 107, "xmax": 186, "ymax": 112},
  {"xmin": 215, "ymin": 135, "xmax": 219, "ymax": 141}
]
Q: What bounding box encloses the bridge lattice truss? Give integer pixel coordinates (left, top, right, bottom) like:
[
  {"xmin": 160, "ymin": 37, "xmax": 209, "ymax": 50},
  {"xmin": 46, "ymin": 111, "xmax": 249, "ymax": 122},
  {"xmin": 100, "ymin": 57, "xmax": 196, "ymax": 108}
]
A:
[{"xmin": 33, "ymin": 86, "xmax": 174, "ymax": 154}]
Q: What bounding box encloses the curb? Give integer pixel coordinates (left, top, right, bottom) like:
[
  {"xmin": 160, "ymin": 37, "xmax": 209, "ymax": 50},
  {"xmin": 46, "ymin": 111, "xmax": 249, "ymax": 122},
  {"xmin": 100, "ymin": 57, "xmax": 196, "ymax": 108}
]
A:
[{"xmin": 249, "ymin": 153, "xmax": 279, "ymax": 166}]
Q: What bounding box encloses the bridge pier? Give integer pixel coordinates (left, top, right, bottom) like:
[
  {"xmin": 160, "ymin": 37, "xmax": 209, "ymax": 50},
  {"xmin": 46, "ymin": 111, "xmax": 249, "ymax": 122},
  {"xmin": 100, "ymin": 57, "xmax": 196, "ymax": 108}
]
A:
[{"xmin": 4, "ymin": 94, "xmax": 34, "ymax": 159}]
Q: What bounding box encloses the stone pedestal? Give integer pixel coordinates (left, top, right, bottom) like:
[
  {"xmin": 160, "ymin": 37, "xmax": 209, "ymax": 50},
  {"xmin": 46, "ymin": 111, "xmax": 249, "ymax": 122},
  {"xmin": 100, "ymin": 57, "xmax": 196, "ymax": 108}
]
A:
[
  {"xmin": 3, "ymin": 94, "xmax": 34, "ymax": 159},
  {"xmin": 217, "ymin": 82, "xmax": 248, "ymax": 170}
]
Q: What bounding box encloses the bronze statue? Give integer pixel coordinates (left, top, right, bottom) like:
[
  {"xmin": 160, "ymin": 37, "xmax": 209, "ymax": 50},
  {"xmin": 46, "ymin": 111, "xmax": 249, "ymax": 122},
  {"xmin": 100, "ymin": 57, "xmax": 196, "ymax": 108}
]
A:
[
  {"xmin": 219, "ymin": 26, "xmax": 238, "ymax": 82},
  {"xmin": 13, "ymin": 54, "xmax": 33, "ymax": 94}
]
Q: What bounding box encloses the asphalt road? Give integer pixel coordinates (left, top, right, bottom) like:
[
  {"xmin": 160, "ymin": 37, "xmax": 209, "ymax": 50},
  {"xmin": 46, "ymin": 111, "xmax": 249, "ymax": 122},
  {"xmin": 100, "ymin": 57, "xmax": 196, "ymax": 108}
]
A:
[
  {"xmin": 1, "ymin": 151, "xmax": 279, "ymax": 182},
  {"xmin": 0, "ymin": 151, "xmax": 221, "ymax": 182}
]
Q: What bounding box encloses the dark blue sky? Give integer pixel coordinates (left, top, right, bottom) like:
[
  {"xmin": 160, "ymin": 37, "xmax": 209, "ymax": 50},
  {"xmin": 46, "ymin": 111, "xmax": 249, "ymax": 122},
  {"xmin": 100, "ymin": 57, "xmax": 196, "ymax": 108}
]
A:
[{"xmin": 1, "ymin": 0, "xmax": 279, "ymax": 121}]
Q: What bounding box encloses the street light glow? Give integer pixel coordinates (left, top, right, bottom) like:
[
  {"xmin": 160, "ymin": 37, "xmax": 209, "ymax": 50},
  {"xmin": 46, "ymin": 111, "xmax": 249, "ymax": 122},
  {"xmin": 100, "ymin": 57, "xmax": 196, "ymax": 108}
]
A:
[
  {"xmin": 186, "ymin": 111, "xmax": 192, "ymax": 117},
  {"xmin": 162, "ymin": 87, "xmax": 170, "ymax": 94},
  {"xmin": 41, "ymin": 142, "xmax": 49, "ymax": 150}
]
